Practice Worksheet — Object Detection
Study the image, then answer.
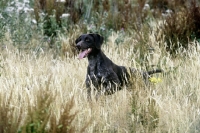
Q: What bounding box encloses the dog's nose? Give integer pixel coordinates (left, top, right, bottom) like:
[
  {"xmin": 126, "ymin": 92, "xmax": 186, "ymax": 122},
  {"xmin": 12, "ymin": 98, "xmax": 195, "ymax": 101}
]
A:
[{"xmin": 76, "ymin": 42, "xmax": 81, "ymax": 49}]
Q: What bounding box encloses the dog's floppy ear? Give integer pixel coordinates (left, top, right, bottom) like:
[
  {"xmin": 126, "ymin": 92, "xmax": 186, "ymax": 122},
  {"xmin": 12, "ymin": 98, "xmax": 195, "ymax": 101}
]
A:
[{"xmin": 89, "ymin": 33, "xmax": 104, "ymax": 49}]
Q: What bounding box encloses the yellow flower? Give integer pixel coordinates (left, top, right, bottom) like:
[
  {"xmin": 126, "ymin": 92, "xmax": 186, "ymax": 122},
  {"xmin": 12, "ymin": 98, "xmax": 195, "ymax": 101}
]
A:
[{"xmin": 149, "ymin": 77, "xmax": 162, "ymax": 84}]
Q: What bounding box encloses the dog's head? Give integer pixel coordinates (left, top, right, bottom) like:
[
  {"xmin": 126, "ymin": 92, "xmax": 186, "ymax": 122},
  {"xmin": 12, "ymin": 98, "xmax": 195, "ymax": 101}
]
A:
[{"xmin": 75, "ymin": 33, "xmax": 104, "ymax": 59}]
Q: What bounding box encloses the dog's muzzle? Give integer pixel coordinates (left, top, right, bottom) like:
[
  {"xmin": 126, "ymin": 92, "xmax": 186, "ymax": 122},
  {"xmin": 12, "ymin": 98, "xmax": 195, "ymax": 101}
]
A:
[
  {"xmin": 76, "ymin": 41, "xmax": 93, "ymax": 59},
  {"xmin": 78, "ymin": 48, "xmax": 92, "ymax": 59}
]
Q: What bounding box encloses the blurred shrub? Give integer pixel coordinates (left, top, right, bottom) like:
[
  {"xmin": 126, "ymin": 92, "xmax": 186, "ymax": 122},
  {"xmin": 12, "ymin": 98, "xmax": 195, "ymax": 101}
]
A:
[
  {"xmin": 0, "ymin": 1, "xmax": 42, "ymax": 47},
  {"xmin": 34, "ymin": 0, "xmax": 153, "ymax": 35},
  {"xmin": 34, "ymin": 0, "xmax": 84, "ymax": 36},
  {"xmin": 2, "ymin": 0, "xmax": 200, "ymax": 57},
  {"xmin": 0, "ymin": 0, "xmax": 12, "ymax": 40},
  {"xmin": 159, "ymin": 0, "xmax": 200, "ymax": 56},
  {"xmin": 89, "ymin": 0, "xmax": 152, "ymax": 31}
]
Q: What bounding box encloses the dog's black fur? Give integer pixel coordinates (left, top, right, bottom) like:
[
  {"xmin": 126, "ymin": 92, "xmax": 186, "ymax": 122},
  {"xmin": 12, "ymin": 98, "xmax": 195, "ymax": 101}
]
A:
[{"xmin": 75, "ymin": 33, "xmax": 162, "ymax": 100}]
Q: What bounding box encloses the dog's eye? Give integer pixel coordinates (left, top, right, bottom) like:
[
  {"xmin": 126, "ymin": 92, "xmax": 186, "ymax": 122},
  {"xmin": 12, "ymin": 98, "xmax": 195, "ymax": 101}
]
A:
[{"xmin": 85, "ymin": 38, "xmax": 90, "ymax": 42}]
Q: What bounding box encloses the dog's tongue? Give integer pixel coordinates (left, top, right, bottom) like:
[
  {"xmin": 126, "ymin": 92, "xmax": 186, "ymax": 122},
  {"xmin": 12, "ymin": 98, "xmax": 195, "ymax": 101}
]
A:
[{"xmin": 79, "ymin": 48, "xmax": 92, "ymax": 59}]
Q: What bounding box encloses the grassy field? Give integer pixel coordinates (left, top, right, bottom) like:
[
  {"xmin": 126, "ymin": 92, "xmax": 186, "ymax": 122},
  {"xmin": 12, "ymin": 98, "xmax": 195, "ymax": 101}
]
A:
[
  {"xmin": 1, "ymin": 0, "xmax": 200, "ymax": 132},
  {"xmin": 0, "ymin": 31, "xmax": 200, "ymax": 132}
]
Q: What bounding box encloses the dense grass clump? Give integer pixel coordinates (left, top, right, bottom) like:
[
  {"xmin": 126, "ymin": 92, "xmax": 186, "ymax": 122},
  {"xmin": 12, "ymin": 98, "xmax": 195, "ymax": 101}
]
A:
[
  {"xmin": 0, "ymin": 71, "xmax": 90, "ymax": 133},
  {"xmin": 159, "ymin": 0, "xmax": 200, "ymax": 56}
]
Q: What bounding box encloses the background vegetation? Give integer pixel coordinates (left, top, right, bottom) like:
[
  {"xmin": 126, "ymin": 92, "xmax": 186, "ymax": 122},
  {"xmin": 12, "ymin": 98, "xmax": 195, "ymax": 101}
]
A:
[{"xmin": 0, "ymin": 0, "xmax": 200, "ymax": 132}]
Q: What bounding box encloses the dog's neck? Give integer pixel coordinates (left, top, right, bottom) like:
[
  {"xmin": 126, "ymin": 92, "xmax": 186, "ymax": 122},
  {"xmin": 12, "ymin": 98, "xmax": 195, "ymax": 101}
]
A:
[
  {"xmin": 88, "ymin": 49, "xmax": 101, "ymax": 59},
  {"xmin": 87, "ymin": 50, "xmax": 105, "ymax": 66}
]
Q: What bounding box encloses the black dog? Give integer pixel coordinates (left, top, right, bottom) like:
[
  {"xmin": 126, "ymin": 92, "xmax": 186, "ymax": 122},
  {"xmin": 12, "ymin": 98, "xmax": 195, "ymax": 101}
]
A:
[{"xmin": 75, "ymin": 33, "xmax": 162, "ymax": 100}]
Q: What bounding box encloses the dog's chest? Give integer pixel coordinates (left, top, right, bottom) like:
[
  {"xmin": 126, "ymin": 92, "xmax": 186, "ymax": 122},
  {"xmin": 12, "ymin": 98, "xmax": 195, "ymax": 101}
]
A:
[{"xmin": 88, "ymin": 58, "xmax": 105, "ymax": 80}]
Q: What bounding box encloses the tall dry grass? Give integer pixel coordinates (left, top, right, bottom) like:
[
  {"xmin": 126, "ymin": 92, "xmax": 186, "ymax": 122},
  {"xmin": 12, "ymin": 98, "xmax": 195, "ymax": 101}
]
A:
[{"xmin": 0, "ymin": 31, "xmax": 200, "ymax": 132}]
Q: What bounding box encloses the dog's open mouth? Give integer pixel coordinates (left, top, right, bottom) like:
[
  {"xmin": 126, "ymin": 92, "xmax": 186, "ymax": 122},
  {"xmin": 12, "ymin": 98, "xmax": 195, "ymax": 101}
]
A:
[{"xmin": 78, "ymin": 48, "xmax": 92, "ymax": 59}]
